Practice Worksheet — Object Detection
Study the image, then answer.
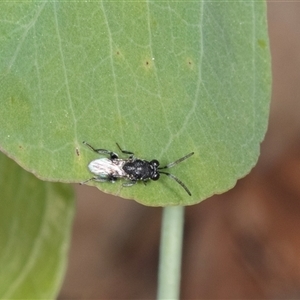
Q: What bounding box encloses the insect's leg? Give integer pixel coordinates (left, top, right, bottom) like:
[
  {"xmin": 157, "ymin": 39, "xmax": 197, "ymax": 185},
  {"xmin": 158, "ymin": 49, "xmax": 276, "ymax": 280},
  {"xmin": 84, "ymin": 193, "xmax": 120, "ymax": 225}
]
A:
[
  {"xmin": 142, "ymin": 179, "xmax": 149, "ymax": 186},
  {"xmin": 93, "ymin": 175, "xmax": 117, "ymax": 183},
  {"xmin": 80, "ymin": 177, "xmax": 95, "ymax": 185},
  {"xmin": 80, "ymin": 176, "xmax": 105, "ymax": 185},
  {"xmin": 83, "ymin": 141, "xmax": 118, "ymax": 159},
  {"xmin": 122, "ymin": 180, "xmax": 137, "ymax": 187},
  {"xmin": 80, "ymin": 175, "xmax": 117, "ymax": 185},
  {"xmin": 116, "ymin": 142, "xmax": 134, "ymax": 158},
  {"xmin": 106, "ymin": 175, "xmax": 117, "ymax": 183}
]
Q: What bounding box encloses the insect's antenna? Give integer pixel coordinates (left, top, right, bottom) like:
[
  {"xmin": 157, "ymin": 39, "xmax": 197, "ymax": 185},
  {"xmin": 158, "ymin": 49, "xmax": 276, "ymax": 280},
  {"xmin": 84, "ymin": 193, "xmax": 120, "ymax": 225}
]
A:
[
  {"xmin": 159, "ymin": 152, "xmax": 194, "ymax": 170},
  {"xmin": 159, "ymin": 171, "xmax": 192, "ymax": 196}
]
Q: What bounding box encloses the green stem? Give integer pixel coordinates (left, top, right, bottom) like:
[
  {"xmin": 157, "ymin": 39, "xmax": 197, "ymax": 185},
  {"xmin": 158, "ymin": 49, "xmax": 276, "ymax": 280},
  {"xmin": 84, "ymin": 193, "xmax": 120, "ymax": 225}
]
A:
[{"xmin": 157, "ymin": 206, "xmax": 185, "ymax": 300}]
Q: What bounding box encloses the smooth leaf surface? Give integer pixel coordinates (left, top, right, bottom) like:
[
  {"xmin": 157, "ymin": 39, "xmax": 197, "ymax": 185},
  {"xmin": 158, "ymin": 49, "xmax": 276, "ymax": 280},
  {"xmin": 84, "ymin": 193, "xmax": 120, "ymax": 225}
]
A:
[
  {"xmin": 0, "ymin": 152, "xmax": 75, "ymax": 299},
  {"xmin": 0, "ymin": 2, "xmax": 271, "ymax": 206}
]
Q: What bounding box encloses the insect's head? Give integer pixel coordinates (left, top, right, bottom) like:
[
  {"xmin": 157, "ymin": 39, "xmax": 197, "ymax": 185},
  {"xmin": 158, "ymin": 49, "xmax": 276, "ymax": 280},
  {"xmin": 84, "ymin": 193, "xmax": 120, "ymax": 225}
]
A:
[{"xmin": 149, "ymin": 159, "xmax": 160, "ymax": 180}]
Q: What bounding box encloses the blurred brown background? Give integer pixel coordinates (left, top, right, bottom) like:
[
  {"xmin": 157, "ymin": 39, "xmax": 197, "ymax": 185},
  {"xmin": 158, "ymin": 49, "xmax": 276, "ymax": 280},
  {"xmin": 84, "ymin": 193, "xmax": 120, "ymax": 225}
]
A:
[{"xmin": 59, "ymin": 3, "xmax": 300, "ymax": 299}]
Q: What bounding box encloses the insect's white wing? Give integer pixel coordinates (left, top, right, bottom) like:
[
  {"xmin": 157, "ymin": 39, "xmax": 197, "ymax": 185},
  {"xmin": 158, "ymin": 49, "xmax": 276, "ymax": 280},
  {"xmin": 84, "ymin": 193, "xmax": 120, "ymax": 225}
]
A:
[{"xmin": 88, "ymin": 158, "xmax": 126, "ymax": 178}]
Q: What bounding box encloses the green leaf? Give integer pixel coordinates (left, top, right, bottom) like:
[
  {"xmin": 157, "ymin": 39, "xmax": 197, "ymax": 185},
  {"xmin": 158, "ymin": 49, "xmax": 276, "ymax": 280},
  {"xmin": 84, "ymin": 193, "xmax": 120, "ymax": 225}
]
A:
[
  {"xmin": 0, "ymin": 152, "xmax": 75, "ymax": 299},
  {"xmin": 0, "ymin": 2, "xmax": 271, "ymax": 206}
]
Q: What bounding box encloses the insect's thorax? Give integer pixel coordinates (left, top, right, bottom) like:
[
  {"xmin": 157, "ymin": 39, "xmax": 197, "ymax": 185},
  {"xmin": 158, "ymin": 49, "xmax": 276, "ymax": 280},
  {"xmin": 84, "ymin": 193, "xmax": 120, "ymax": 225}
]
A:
[{"xmin": 123, "ymin": 159, "xmax": 157, "ymax": 181}]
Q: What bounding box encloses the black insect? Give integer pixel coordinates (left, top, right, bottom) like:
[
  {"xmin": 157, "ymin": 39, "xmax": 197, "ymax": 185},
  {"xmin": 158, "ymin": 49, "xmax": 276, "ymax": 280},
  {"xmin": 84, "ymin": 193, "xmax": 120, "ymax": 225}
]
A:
[{"xmin": 81, "ymin": 141, "xmax": 194, "ymax": 196}]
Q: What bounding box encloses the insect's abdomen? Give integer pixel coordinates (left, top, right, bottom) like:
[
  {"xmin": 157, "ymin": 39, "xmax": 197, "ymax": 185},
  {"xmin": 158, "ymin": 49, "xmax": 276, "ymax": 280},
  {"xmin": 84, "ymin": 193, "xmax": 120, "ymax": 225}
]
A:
[{"xmin": 88, "ymin": 158, "xmax": 126, "ymax": 178}]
